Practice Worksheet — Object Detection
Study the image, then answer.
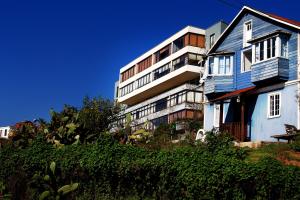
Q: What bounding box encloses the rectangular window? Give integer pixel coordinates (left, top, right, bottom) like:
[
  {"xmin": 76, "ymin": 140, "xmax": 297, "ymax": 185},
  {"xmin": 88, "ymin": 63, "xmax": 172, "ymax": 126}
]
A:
[
  {"xmin": 154, "ymin": 45, "xmax": 171, "ymax": 63},
  {"xmin": 241, "ymin": 49, "xmax": 252, "ymax": 72},
  {"xmin": 218, "ymin": 57, "xmax": 225, "ymax": 74},
  {"xmin": 213, "ymin": 104, "xmax": 220, "ymax": 127},
  {"xmin": 281, "ymin": 37, "xmax": 288, "ymax": 58},
  {"xmin": 136, "ymin": 73, "xmax": 151, "ymax": 88},
  {"xmin": 243, "ymin": 21, "xmax": 252, "ymax": 47},
  {"xmin": 259, "ymin": 41, "xmax": 264, "ymax": 61},
  {"xmin": 153, "ymin": 62, "xmax": 171, "ymax": 80},
  {"xmin": 121, "ymin": 66, "xmax": 135, "ymax": 82},
  {"xmin": 253, "ymin": 36, "xmax": 286, "ymax": 63},
  {"xmin": 120, "ymin": 82, "xmax": 134, "ymax": 97},
  {"xmin": 209, "ymin": 57, "xmax": 214, "ymax": 74},
  {"xmin": 209, "ymin": 56, "xmax": 232, "ymax": 75},
  {"xmin": 210, "ymin": 34, "xmax": 215, "ymax": 48},
  {"xmin": 268, "ymin": 92, "xmax": 281, "ymax": 118}
]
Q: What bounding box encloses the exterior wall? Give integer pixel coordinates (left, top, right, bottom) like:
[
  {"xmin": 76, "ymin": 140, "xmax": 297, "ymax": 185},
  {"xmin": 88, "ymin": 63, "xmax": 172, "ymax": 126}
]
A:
[
  {"xmin": 0, "ymin": 126, "xmax": 10, "ymax": 139},
  {"xmin": 251, "ymin": 57, "xmax": 289, "ymax": 83},
  {"xmin": 114, "ymin": 80, "xmax": 119, "ymax": 101},
  {"xmin": 215, "ymin": 12, "xmax": 298, "ymax": 90},
  {"xmin": 250, "ymin": 83, "xmax": 298, "ymax": 141},
  {"xmin": 205, "ymin": 21, "xmax": 228, "ymax": 49}
]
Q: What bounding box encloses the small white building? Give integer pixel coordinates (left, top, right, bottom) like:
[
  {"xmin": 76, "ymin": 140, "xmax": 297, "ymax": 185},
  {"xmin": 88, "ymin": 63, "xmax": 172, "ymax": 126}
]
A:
[{"xmin": 0, "ymin": 126, "xmax": 11, "ymax": 139}]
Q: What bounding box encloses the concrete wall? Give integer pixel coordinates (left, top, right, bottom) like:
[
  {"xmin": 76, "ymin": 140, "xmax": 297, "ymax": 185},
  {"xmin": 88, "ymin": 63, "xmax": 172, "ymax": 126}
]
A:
[{"xmin": 205, "ymin": 21, "xmax": 228, "ymax": 50}]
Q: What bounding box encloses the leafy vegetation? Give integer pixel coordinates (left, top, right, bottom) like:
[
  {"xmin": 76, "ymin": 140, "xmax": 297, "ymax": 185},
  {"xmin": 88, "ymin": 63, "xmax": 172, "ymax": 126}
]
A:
[{"xmin": 1, "ymin": 97, "xmax": 300, "ymax": 199}]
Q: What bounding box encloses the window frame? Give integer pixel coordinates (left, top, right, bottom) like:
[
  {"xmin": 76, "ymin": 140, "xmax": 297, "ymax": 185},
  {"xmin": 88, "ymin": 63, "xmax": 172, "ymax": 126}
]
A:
[
  {"xmin": 243, "ymin": 20, "xmax": 253, "ymax": 47},
  {"xmin": 208, "ymin": 55, "xmax": 233, "ymax": 76},
  {"xmin": 267, "ymin": 92, "xmax": 281, "ymax": 119},
  {"xmin": 241, "ymin": 48, "xmax": 252, "ymax": 73}
]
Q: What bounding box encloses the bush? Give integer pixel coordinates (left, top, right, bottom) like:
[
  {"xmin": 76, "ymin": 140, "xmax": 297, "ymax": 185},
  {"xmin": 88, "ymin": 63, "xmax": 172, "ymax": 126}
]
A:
[{"xmin": 1, "ymin": 135, "xmax": 300, "ymax": 200}]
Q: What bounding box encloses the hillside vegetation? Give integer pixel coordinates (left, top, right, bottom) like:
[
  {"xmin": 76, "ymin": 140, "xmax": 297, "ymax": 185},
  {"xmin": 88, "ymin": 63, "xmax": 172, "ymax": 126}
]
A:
[{"xmin": 1, "ymin": 97, "xmax": 300, "ymax": 200}]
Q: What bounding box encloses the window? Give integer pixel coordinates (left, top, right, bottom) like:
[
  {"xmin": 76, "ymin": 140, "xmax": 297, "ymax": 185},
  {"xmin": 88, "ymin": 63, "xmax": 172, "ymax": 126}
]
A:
[
  {"xmin": 155, "ymin": 98, "xmax": 168, "ymax": 112},
  {"xmin": 243, "ymin": 21, "xmax": 252, "ymax": 47},
  {"xmin": 173, "ymin": 53, "xmax": 202, "ymax": 70},
  {"xmin": 137, "ymin": 56, "xmax": 152, "ymax": 73},
  {"xmin": 208, "ymin": 56, "xmax": 232, "ymax": 75},
  {"xmin": 0, "ymin": 130, "xmax": 2, "ymax": 137},
  {"xmin": 210, "ymin": 34, "xmax": 215, "ymax": 48},
  {"xmin": 266, "ymin": 37, "xmax": 276, "ymax": 59},
  {"xmin": 120, "ymin": 82, "xmax": 134, "ymax": 97},
  {"xmin": 136, "ymin": 73, "xmax": 151, "ymax": 88},
  {"xmin": 121, "ymin": 66, "xmax": 135, "ymax": 82},
  {"xmin": 153, "ymin": 63, "xmax": 171, "ymax": 80},
  {"xmin": 241, "ymin": 49, "xmax": 252, "ymax": 72},
  {"xmin": 213, "ymin": 104, "xmax": 220, "ymax": 127},
  {"xmin": 154, "ymin": 45, "xmax": 171, "ymax": 63},
  {"xmin": 268, "ymin": 92, "xmax": 281, "ymax": 118},
  {"xmin": 173, "ymin": 36, "xmax": 184, "ymax": 53},
  {"xmin": 4, "ymin": 129, "xmax": 7, "ymax": 137},
  {"xmin": 281, "ymin": 37, "xmax": 288, "ymax": 58}
]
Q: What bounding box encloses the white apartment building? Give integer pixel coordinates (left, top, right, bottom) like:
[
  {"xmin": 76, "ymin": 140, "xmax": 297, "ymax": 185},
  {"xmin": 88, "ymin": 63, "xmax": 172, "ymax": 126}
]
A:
[{"xmin": 114, "ymin": 22, "xmax": 227, "ymax": 131}]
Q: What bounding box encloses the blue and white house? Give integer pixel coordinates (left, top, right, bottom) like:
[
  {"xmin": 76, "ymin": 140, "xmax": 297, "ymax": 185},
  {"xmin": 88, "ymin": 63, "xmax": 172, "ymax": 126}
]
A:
[{"xmin": 203, "ymin": 6, "xmax": 300, "ymax": 142}]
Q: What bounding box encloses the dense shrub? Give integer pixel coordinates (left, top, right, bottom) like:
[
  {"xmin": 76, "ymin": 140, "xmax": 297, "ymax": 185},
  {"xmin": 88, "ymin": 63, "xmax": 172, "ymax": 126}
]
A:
[{"xmin": 1, "ymin": 133, "xmax": 300, "ymax": 200}]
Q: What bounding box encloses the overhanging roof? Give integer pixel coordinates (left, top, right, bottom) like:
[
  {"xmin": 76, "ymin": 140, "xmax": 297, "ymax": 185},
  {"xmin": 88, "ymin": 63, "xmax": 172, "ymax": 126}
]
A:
[{"xmin": 212, "ymin": 86, "xmax": 256, "ymax": 102}]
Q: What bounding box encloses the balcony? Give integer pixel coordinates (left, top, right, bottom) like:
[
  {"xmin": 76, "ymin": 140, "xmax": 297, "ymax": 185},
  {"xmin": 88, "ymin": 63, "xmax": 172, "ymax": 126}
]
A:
[
  {"xmin": 251, "ymin": 57, "xmax": 289, "ymax": 84},
  {"xmin": 204, "ymin": 75, "xmax": 234, "ymax": 95},
  {"xmin": 118, "ymin": 51, "xmax": 204, "ymax": 106}
]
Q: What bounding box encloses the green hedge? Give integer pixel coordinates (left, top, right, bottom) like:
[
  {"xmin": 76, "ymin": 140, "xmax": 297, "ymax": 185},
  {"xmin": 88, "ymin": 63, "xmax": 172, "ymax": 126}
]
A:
[{"xmin": 1, "ymin": 136, "xmax": 300, "ymax": 200}]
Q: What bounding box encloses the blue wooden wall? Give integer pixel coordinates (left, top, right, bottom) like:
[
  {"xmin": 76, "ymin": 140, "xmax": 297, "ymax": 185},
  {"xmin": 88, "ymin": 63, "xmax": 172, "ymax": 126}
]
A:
[{"xmin": 214, "ymin": 12, "xmax": 298, "ymax": 90}]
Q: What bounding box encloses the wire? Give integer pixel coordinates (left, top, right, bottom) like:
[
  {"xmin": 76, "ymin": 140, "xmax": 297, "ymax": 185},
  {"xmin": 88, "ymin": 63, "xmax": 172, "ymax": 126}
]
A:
[{"xmin": 215, "ymin": 0, "xmax": 242, "ymax": 10}]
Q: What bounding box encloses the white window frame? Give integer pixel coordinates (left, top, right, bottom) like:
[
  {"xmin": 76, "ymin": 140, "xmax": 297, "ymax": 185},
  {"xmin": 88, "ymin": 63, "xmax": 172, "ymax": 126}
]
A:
[
  {"xmin": 243, "ymin": 20, "xmax": 252, "ymax": 47},
  {"xmin": 241, "ymin": 48, "xmax": 252, "ymax": 73},
  {"xmin": 252, "ymin": 36, "xmax": 289, "ymax": 64},
  {"xmin": 267, "ymin": 92, "xmax": 281, "ymax": 119},
  {"xmin": 208, "ymin": 56, "xmax": 233, "ymax": 76},
  {"xmin": 213, "ymin": 104, "xmax": 221, "ymax": 127}
]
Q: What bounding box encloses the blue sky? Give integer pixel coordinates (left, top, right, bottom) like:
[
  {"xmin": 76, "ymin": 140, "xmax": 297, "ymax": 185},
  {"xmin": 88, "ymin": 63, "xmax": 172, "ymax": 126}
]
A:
[{"xmin": 0, "ymin": 0, "xmax": 299, "ymax": 125}]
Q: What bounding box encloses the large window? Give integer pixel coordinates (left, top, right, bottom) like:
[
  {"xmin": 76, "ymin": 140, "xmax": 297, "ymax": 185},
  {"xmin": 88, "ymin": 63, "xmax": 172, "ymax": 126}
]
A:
[
  {"xmin": 268, "ymin": 92, "xmax": 281, "ymax": 118},
  {"xmin": 154, "ymin": 45, "xmax": 171, "ymax": 63},
  {"xmin": 153, "ymin": 62, "xmax": 171, "ymax": 80},
  {"xmin": 121, "ymin": 66, "xmax": 135, "ymax": 82},
  {"xmin": 254, "ymin": 35, "xmax": 288, "ymax": 63},
  {"xmin": 137, "ymin": 56, "xmax": 152, "ymax": 73},
  {"xmin": 208, "ymin": 55, "xmax": 233, "ymax": 75},
  {"xmin": 120, "ymin": 82, "xmax": 134, "ymax": 97},
  {"xmin": 136, "ymin": 73, "xmax": 151, "ymax": 89},
  {"xmin": 172, "ymin": 53, "xmax": 202, "ymax": 70}
]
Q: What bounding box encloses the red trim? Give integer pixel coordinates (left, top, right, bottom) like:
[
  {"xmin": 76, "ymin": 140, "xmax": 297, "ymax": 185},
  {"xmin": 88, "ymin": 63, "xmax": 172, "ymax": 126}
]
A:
[
  {"xmin": 212, "ymin": 86, "xmax": 256, "ymax": 102},
  {"xmin": 267, "ymin": 13, "xmax": 300, "ymax": 27}
]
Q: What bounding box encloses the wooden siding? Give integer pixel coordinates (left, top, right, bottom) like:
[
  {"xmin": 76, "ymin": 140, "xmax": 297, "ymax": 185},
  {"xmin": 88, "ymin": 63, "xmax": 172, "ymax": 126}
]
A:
[
  {"xmin": 213, "ymin": 12, "xmax": 298, "ymax": 90},
  {"xmin": 251, "ymin": 57, "xmax": 289, "ymax": 83},
  {"xmin": 204, "ymin": 76, "xmax": 234, "ymax": 95}
]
